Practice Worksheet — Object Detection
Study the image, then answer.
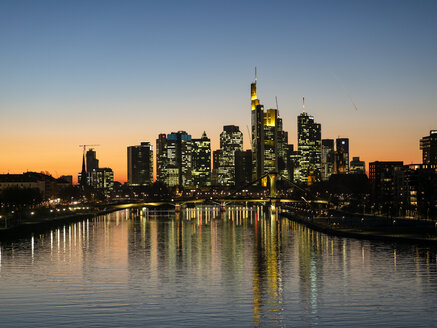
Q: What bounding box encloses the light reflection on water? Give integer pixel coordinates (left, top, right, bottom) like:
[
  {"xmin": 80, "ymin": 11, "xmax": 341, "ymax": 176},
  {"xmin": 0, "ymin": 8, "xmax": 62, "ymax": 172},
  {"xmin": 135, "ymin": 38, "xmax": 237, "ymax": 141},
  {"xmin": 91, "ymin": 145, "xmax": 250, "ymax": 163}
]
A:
[{"xmin": 0, "ymin": 206, "xmax": 436, "ymax": 327}]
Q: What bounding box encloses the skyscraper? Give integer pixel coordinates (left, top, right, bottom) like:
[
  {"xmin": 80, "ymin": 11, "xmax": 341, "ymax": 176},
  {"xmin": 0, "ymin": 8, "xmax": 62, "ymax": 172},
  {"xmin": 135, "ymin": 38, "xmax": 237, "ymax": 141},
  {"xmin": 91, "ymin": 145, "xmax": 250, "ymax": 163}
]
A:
[
  {"xmin": 127, "ymin": 142, "xmax": 153, "ymax": 186},
  {"xmin": 335, "ymin": 138, "xmax": 349, "ymax": 174},
  {"xmin": 420, "ymin": 130, "xmax": 437, "ymax": 165},
  {"xmin": 350, "ymin": 156, "xmax": 365, "ymax": 175},
  {"xmin": 321, "ymin": 139, "xmax": 335, "ymax": 181},
  {"xmin": 250, "ymin": 72, "xmax": 286, "ymax": 183},
  {"xmin": 86, "ymin": 149, "xmax": 99, "ymax": 173},
  {"xmin": 297, "ymin": 98, "xmax": 321, "ymax": 185},
  {"xmin": 216, "ymin": 125, "xmax": 243, "ymax": 186},
  {"xmin": 235, "ymin": 149, "xmax": 252, "ymax": 187},
  {"xmin": 192, "ymin": 132, "xmax": 211, "ymax": 187},
  {"xmin": 156, "ymin": 131, "xmax": 192, "ymax": 187}
]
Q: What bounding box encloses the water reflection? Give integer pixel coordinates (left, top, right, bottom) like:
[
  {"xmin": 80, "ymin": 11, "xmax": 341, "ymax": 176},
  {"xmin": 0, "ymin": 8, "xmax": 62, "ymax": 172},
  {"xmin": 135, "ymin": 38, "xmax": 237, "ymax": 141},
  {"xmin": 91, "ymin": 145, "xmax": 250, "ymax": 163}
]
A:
[{"xmin": 0, "ymin": 206, "xmax": 436, "ymax": 327}]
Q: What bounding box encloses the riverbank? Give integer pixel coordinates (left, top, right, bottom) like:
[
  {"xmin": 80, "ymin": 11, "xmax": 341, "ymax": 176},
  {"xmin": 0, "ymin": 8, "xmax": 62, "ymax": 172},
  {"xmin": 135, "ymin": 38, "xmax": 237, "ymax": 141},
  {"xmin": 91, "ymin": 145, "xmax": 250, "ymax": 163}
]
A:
[
  {"xmin": 281, "ymin": 211, "xmax": 437, "ymax": 245},
  {"xmin": 0, "ymin": 208, "xmax": 119, "ymax": 241}
]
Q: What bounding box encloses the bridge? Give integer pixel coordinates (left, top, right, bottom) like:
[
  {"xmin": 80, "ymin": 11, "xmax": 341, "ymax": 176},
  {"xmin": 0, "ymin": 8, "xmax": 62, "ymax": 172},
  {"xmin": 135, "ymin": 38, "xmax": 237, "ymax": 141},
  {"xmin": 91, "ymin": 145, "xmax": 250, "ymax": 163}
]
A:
[{"xmin": 112, "ymin": 172, "xmax": 329, "ymax": 214}]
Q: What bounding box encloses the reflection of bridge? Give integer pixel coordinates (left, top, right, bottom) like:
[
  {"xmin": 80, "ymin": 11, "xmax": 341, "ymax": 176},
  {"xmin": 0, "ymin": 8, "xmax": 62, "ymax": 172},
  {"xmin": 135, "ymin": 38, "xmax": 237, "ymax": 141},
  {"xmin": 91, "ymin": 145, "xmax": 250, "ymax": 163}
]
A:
[{"xmin": 113, "ymin": 172, "xmax": 329, "ymax": 211}]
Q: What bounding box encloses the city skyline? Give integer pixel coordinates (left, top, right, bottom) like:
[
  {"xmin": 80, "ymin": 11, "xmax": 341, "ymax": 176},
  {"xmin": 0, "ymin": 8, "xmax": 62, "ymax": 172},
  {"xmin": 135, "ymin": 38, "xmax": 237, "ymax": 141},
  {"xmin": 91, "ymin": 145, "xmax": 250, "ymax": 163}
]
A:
[{"xmin": 1, "ymin": 1, "xmax": 436, "ymax": 183}]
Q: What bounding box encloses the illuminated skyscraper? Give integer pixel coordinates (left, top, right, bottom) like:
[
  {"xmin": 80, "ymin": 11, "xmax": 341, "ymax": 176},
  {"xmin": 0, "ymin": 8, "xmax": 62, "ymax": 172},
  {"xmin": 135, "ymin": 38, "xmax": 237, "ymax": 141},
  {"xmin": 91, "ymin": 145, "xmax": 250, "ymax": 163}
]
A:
[
  {"xmin": 89, "ymin": 168, "xmax": 114, "ymax": 194},
  {"xmin": 335, "ymin": 138, "xmax": 349, "ymax": 174},
  {"xmin": 250, "ymin": 72, "xmax": 286, "ymax": 183},
  {"xmin": 216, "ymin": 125, "xmax": 243, "ymax": 186},
  {"xmin": 127, "ymin": 142, "xmax": 153, "ymax": 186},
  {"xmin": 420, "ymin": 130, "xmax": 437, "ymax": 165},
  {"xmin": 297, "ymin": 98, "xmax": 321, "ymax": 185},
  {"xmin": 192, "ymin": 132, "xmax": 211, "ymax": 187},
  {"xmin": 321, "ymin": 139, "xmax": 334, "ymax": 181},
  {"xmin": 350, "ymin": 156, "xmax": 365, "ymax": 175},
  {"xmin": 156, "ymin": 131, "xmax": 192, "ymax": 187}
]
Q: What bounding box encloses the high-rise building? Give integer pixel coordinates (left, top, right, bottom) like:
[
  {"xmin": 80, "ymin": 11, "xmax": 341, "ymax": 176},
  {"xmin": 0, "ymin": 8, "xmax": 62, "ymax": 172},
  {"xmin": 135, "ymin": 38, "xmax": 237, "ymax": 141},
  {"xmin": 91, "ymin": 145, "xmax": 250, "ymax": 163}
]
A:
[
  {"xmin": 156, "ymin": 131, "xmax": 192, "ymax": 187},
  {"xmin": 89, "ymin": 168, "xmax": 114, "ymax": 193},
  {"xmin": 250, "ymin": 73, "xmax": 286, "ymax": 183},
  {"xmin": 86, "ymin": 149, "xmax": 99, "ymax": 173},
  {"xmin": 127, "ymin": 142, "xmax": 153, "ymax": 186},
  {"xmin": 192, "ymin": 132, "xmax": 211, "ymax": 187},
  {"xmin": 297, "ymin": 98, "xmax": 321, "ymax": 185},
  {"xmin": 335, "ymin": 138, "xmax": 349, "ymax": 173},
  {"xmin": 420, "ymin": 130, "xmax": 437, "ymax": 165},
  {"xmin": 369, "ymin": 161, "xmax": 404, "ymax": 208},
  {"xmin": 321, "ymin": 139, "xmax": 335, "ymax": 181},
  {"xmin": 212, "ymin": 149, "xmax": 222, "ymax": 186},
  {"xmin": 350, "ymin": 156, "xmax": 365, "ymax": 175},
  {"xmin": 216, "ymin": 125, "xmax": 243, "ymax": 186},
  {"xmin": 235, "ymin": 149, "xmax": 252, "ymax": 187}
]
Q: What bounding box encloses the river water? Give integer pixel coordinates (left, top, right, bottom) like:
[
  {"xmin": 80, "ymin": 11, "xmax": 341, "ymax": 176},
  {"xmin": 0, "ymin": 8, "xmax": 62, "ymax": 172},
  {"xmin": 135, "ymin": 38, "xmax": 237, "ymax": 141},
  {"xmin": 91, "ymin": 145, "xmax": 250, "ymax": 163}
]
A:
[{"xmin": 0, "ymin": 206, "xmax": 436, "ymax": 327}]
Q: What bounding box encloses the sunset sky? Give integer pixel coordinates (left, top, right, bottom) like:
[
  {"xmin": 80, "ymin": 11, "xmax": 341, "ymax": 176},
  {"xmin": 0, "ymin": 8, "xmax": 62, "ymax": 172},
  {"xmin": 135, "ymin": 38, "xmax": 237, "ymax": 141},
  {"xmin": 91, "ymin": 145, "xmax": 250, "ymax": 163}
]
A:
[{"xmin": 1, "ymin": 0, "xmax": 436, "ymax": 183}]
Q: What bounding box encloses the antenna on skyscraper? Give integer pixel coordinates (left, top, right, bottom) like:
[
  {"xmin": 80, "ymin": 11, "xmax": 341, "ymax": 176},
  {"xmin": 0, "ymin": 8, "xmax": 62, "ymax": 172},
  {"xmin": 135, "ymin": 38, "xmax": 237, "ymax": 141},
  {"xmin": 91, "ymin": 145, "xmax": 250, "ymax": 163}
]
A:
[
  {"xmin": 255, "ymin": 66, "xmax": 257, "ymax": 82},
  {"xmin": 302, "ymin": 97, "xmax": 305, "ymax": 113},
  {"xmin": 275, "ymin": 96, "xmax": 279, "ymax": 111}
]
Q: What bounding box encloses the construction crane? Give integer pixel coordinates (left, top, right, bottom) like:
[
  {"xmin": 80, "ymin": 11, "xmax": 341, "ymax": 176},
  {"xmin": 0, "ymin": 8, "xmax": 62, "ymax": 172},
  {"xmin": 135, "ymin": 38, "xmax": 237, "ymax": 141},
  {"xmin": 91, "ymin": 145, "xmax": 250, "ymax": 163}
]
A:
[{"xmin": 79, "ymin": 144, "xmax": 100, "ymax": 156}]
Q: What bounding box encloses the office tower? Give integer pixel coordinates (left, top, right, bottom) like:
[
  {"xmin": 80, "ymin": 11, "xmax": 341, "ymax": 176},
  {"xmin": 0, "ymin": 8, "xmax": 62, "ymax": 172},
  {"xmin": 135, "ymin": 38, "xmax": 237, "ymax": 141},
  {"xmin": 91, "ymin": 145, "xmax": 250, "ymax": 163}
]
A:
[
  {"xmin": 297, "ymin": 98, "xmax": 321, "ymax": 185},
  {"xmin": 86, "ymin": 149, "xmax": 99, "ymax": 172},
  {"xmin": 350, "ymin": 156, "xmax": 365, "ymax": 175},
  {"xmin": 89, "ymin": 168, "xmax": 114, "ymax": 193},
  {"xmin": 321, "ymin": 139, "xmax": 335, "ymax": 181},
  {"xmin": 336, "ymin": 138, "xmax": 349, "ymax": 173},
  {"xmin": 127, "ymin": 142, "xmax": 153, "ymax": 186},
  {"xmin": 369, "ymin": 161, "xmax": 404, "ymax": 208},
  {"xmin": 192, "ymin": 132, "xmax": 211, "ymax": 187},
  {"xmin": 216, "ymin": 125, "xmax": 243, "ymax": 186},
  {"xmin": 420, "ymin": 130, "xmax": 437, "ymax": 165},
  {"xmin": 212, "ymin": 149, "xmax": 222, "ymax": 186},
  {"xmin": 235, "ymin": 149, "xmax": 253, "ymax": 187},
  {"xmin": 156, "ymin": 131, "xmax": 192, "ymax": 187},
  {"xmin": 250, "ymin": 73, "xmax": 286, "ymax": 183}
]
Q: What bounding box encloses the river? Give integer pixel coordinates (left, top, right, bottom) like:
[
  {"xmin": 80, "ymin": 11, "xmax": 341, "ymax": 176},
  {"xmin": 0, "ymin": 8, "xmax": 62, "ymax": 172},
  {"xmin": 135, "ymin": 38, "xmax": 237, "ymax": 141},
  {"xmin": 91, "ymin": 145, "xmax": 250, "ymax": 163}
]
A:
[{"xmin": 0, "ymin": 206, "xmax": 436, "ymax": 327}]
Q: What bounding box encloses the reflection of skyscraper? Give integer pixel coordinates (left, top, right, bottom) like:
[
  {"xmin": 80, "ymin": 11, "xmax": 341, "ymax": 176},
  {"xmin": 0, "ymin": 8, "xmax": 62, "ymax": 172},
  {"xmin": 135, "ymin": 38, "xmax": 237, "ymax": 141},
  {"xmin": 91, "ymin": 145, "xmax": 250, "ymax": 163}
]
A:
[
  {"xmin": 321, "ymin": 139, "xmax": 334, "ymax": 181},
  {"xmin": 297, "ymin": 99, "xmax": 321, "ymax": 185},
  {"xmin": 217, "ymin": 125, "xmax": 243, "ymax": 186},
  {"xmin": 192, "ymin": 132, "xmax": 211, "ymax": 187},
  {"xmin": 336, "ymin": 138, "xmax": 349, "ymax": 174},
  {"xmin": 127, "ymin": 142, "xmax": 153, "ymax": 186},
  {"xmin": 156, "ymin": 131, "xmax": 192, "ymax": 187}
]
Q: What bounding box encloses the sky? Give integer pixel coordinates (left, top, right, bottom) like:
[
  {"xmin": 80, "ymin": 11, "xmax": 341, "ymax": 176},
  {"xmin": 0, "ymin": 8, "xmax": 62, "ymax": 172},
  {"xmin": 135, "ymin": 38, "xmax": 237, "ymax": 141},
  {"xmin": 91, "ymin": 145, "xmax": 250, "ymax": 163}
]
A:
[{"xmin": 0, "ymin": 0, "xmax": 436, "ymax": 183}]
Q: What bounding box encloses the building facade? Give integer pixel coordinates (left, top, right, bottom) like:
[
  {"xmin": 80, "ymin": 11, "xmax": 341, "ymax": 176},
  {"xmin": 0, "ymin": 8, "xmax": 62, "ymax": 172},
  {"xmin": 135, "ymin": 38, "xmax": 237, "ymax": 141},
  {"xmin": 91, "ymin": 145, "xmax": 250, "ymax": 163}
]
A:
[
  {"xmin": 192, "ymin": 132, "xmax": 211, "ymax": 187},
  {"xmin": 335, "ymin": 138, "xmax": 349, "ymax": 174},
  {"xmin": 127, "ymin": 142, "xmax": 153, "ymax": 186},
  {"xmin": 297, "ymin": 99, "xmax": 321, "ymax": 185},
  {"xmin": 350, "ymin": 156, "xmax": 365, "ymax": 175},
  {"xmin": 420, "ymin": 130, "xmax": 437, "ymax": 165},
  {"xmin": 216, "ymin": 125, "xmax": 243, "ymax": 186},
  {"xmin": 321, "ymin": 139, "xmax": 335, "ymax": 181}
]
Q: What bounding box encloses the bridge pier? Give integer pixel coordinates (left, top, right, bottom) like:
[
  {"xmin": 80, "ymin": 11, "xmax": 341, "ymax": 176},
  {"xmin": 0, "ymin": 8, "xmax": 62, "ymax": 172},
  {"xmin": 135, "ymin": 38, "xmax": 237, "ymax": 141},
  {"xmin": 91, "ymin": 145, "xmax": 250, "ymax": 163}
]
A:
[
  {"xmin": 175, "ymin": 203, "xmax": 181, "ymax": 213},
  {"xmin": 220, "ymin": 202, "xmax": 226, "ymax": 213}
]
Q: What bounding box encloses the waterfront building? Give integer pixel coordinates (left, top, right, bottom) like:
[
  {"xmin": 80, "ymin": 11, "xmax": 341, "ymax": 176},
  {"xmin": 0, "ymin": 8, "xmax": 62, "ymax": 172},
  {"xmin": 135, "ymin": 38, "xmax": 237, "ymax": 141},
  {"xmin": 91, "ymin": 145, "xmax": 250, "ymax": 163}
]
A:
[
  {"xmin": 212, "ymin": 149, "xmax": 222, "ymax": 186},
  {"xmin": 216, "ymin": 125, "xmax": 243, "ymax": 186},
  {"xmin": 235, "ymin": 149, "xmax": 253, "ymax": 187},
  {"xmin": 369, "ymin": 161, "xmax": 404, "ymax": 212},
  {"xmin": 420, "ymin": 130, "xmax": 437, "ymax": 165},
  {"xmin": 192, "ymin": 132, "xmax": 211, "ymax": 187},
  {"xmin": 127, "ymin": 142, "xmax": 153, "ymax": 186},
  {"xmin": 350, "ymin": 156, "xmax": 365, "ymax": 175},
  {"xmin": 297, "ymin": 98, "xmax": 321, "ymax": 185},
  {"xmin": 335, "ymin": 138, "xmax": 349, "ymax": 174},
  {"xmin": 321, "ymin": 139, "xmax": 335, "ymax": 181},
  {"xmin": 156, "ymin": 131, "xmax": 192, "ymax": 187}
]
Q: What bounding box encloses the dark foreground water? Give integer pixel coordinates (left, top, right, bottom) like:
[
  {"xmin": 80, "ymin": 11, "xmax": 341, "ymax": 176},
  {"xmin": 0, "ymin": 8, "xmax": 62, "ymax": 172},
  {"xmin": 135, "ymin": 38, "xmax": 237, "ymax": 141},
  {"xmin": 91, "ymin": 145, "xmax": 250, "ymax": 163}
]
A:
[{"xmin": 0, "ymin": 206, "xmax": 436, "ymax": 327}]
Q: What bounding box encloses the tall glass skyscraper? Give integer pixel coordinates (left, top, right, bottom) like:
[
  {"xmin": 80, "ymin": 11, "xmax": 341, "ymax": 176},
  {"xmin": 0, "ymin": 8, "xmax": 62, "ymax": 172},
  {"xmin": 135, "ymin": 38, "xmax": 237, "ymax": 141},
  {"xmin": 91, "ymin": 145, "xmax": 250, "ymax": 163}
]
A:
[
  {"xmin": 336, "ymin": 138, "xmax": 349, "ymax": 174},
  {"xmin": 297, "ymin": 99, "xmax": 321, "ymax": 185},
  {"xmin": 216, "ymin": 125, "xmax": 243, "ymax": 186},
  {"xmin": 156, "ymin": 131, "xmax": 192, "ymax": 187},
  {"xmin": 321, "ymin": 139, "xmax": 334, "ymax": 181},
  {"xmin": 192, "ymin": 132, "xmax": 211, "ymax": 187},
  {"xmin": 127, "ymin": 142, "xmax": 153, "ymax": 186}
]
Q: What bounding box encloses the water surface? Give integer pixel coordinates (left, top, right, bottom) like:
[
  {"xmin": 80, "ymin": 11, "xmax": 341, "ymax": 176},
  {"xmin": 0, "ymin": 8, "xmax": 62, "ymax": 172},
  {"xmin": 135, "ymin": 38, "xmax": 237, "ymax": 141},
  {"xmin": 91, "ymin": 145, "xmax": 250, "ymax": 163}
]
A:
[{"xmin": 0, "ymin": 206, "xmax": 436, "ymax": 327}]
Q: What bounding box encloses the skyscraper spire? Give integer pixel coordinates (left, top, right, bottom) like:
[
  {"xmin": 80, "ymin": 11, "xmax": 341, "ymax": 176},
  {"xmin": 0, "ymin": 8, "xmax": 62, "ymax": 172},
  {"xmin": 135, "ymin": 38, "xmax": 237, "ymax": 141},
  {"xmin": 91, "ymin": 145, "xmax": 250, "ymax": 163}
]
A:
[
  {"xmin": 255, "ymin": 66, "xmax": 257, "ymax": 82},
  {"xmin": 303, "ymin": 97, "xmax": 305, "ymax": 113}
]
